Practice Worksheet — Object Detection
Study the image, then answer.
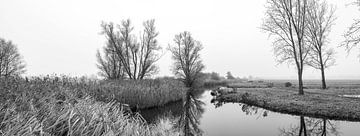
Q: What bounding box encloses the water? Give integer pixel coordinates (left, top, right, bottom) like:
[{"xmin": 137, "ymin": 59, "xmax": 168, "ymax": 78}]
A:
[
  {"xmin": 139, "ymin": 90, "xmax": 360, "ymax": 136},
  {"xmin": 342, "ymin": 95, "xmax": 360, "ymax": 98}
]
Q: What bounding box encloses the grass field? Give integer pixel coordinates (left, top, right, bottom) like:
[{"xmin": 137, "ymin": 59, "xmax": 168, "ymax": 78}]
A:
[
  {"xmin": 0, "ymin": 76, "xmax": 185, "ymax": 135},
  {"xmin": 266, "ymin": 79, "xmax": 360, "ymax": 89},
  {"xmin": 214, "ymin": 79, "xmax": 360, "ymax": 121}
]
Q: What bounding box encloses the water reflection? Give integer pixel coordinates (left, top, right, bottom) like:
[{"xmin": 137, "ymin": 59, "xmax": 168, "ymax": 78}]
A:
[
  {"xmin": 212, "ymin": 99, "xmax": 340, "ymax": 136},
  {"xmin": 139, "ymin": 90, "xmax": 357, "ymax": 136},
  {"xmin": 174, "ymin": 89, "xmax": 205, "ymax": 136},
  {"xmin": 211, "ymin": 98, "xmax": 269, "ymax": 118},
  {"xmin": 139, "ymin": 100, "xmax": 183, "ymax": 123},
  {"xmin": 280, "ymin": 116, "xmax": 340, "ymax": 136},
  {"xmin": 140, "ymin": 89, "xmax": 205, "ymax": 136}
]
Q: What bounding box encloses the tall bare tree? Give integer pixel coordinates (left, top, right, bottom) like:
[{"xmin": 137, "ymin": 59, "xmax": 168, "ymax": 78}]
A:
[
  {"xmin": 279, "ymin": 117, "xmax": 339, "ymax": 136},
  {"xmin": 99, "ymin": 19, "xmax": 162, "ymax": 80},
  {"xmin": 0, "ymin": 38, "xmax": 26, "ymax": 78},
  {"xmin": 96, "ymin": 41, "xmax": 125, "ymax": 79},
  {"xmin": 169, "ymin": 31, "xmax": 205, "ymax": 87},
  {"xmin": 343, "ymin": 0, "xmax": 360, "ymax": 58},
  {"xmin": 262, "ymin": 0, "xmax": 310, "ymax": 95},
  {"xmin": 306, "ymin": 0, "xmax": 336, "ymax": 89},
  {"xmin": 175, "ymin": 90, "xmax": 205, "ymax": 136}
]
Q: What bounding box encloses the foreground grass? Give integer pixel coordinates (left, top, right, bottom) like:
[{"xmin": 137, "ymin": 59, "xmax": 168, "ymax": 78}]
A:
[
  {"xmin": 0, "ymin": 76, "xmax": 184, "ymax": 135},
  {"xmin": 216, "ymin": 88, "xmax": 360, "ymax": 121},
  {"xmin": 0, "ymin": 96, "xmax": 179, "ymax": 136}
]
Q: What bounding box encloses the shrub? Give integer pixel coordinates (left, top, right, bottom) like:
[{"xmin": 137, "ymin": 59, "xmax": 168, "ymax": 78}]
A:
[{"xmin": 285, "ymin": 82, "xmax": 292, "ymax": 87}]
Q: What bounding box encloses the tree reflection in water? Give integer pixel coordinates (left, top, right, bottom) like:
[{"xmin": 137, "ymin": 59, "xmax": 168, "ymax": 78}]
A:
[
  {"xmin": 174, "ymin": 89, "xmax": 205, "ymax": 136},
  {"xmin": 212, "ymin": 99, "xmax": 269, "ymax": 118},
  {"xmin": 279, "ymin": 116, "xmax": 340, "ymax": 136},
  {"xmin": 211, "ymin": 98, "xmax": 340, "ymax": 136}
]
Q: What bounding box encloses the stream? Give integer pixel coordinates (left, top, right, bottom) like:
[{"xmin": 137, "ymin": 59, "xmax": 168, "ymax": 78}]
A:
[{"xmin": 139, "ymin": 89, "xmax": 360, "ymax": 136}]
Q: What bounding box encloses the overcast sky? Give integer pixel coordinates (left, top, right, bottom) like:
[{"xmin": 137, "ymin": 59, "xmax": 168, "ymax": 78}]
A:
[{"xmin": 1, "ymin": 0, "xmax": 359, "ymax": 79}]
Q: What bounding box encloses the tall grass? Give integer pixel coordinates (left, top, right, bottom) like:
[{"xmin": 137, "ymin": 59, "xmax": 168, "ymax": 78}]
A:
[
  {"xmin": 0, "ymin": 76, "xmax": 183, "ymax": 135},
  {"xmin": 0, "ymin": 76, "xmax": 187, "ymax": 109},
  {"xmin": 0, "ymin": 95, "xmax": 178, "ymax": 135},
  {"xmin": 90, "ymin": 78, "xmax": 187, "ymax": 109}
]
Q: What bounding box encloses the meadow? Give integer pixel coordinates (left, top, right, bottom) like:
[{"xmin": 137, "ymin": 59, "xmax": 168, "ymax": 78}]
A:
[
  {"xmin": 0, "ymin": 76, "xmax": 186, "ymax": 135},
  {"xmin": 213, "ymin": 79, "xmax": 360, "ymax": 121}
]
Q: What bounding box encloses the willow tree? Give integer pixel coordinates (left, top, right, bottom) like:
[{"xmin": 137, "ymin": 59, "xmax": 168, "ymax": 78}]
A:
[
  {"xmin": 262, "ymin": 0, "xmax": 309, "ymax": 95},
  {"xmin": 99, "ymin": 19, "xmax": 162, "ymax": 79},
  {"xmin": 306, "ymin": 0, "xmax": 336, "ymax": 89},
  {"xmin": 0, "ymin": 38, "xmax": 26, "ymax": 78},
  {"xmin": 169, "ymin": 31, "xmax": 205, "ymax": 87}
]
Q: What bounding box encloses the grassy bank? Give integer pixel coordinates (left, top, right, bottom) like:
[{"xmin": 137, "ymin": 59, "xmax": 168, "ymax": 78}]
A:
[
  {"xmin": 203, "ymin": 79, "xmax": 274, "ymax": 89},
  {"xmin": 90, "ymin": 78, "xmax": 187, "ymax": 109},
  {"xmin": 216, "ymin": 88, "xmax": 360, "ymax": 121},
  {"xmin": 0, "ymin": 76, "xmax": 185, "ymax": 135},
  {"xmin": 0, "ymin": 76, "xmax": 187, "ymax": 109}
]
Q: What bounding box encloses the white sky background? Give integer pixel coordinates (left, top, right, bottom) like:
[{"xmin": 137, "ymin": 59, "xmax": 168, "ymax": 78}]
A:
[{"xmin": 0, "ymin": 0, "xmax": 359, "ymax": 79}]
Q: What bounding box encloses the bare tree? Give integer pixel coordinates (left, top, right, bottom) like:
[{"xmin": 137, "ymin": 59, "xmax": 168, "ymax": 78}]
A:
[
  {"xmin": 279, "ymin": 116, "xmax": 340, "ymax": 136},
  {"xmin": 0, "ymin": 38, "xmax": 26, "ymax": 78},
  {"xmin": 96, "ymin": 41, "xmax": 125, "ymax": 79},
  {"xmin": 169, "ymin": 31, "xmax": 205, "ymax": 87},
  {"xmin": 262, "ymin": 0, "xmax": 310, "ymax": 95},
  {"xmin": 175, "ymin": 90, "xmax": 205, "ymax": 136},
  {"xmin": 306, "ymin": 0, "xmax": 336, "ymax": 89},
  {"xmin": 342, "ymin": 1, "xmax": 360, "ymax": 58},
  {"xmin": 99, "ymin": 19, "xmax": 162, "ymax": 80}
]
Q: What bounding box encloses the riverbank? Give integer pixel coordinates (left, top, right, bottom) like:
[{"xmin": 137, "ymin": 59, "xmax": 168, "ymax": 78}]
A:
[
  {"xmin": 93, "ymin": 78, "xmax": 187, "ymax": 109},
  {"xmin": 0, "ymin": 76, "xmax": 185, "ymax": 135},
  {"xmin": 215, "ymin": 87, "xmax": 360, "ymax": 121}
]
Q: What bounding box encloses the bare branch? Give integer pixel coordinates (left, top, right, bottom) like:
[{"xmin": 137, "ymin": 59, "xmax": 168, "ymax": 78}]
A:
[{"xmin": 0, "ymin": 38, "xmax": 26, "ymax": 78}]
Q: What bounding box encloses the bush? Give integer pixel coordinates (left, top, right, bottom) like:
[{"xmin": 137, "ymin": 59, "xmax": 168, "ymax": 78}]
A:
[{"xmin": 285, "ymin": 82, "xmax": 292, "ymax": 87}]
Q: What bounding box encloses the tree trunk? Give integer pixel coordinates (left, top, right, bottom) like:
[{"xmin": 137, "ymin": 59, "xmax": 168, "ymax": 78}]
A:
[
  {"xmin": 298, "ymin": 69, "xmax": 304, "ymax": 95},
  {"xmin": 322, "ymin": 119, "xmax": 326, "ymax": 136},
  {"xmin": 320, "ymin": 65, "xmax": 327, "ymax": 89},
  {"xmin": 299, "ymin": 116, "xmax": 307, "ymax": 136}
]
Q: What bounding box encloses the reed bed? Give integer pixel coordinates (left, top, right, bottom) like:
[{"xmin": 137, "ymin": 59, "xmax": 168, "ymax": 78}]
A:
[
  {"xmin": 0, "ymin": 95, "xmax": 178, "ymax": 136},
  {"xmin": 91, "ymin": 79, "xmax": 187, "ymax": 109},
  {"xmin": 0, "ymin": 76, "xmax": 184, "ymax": 136}
]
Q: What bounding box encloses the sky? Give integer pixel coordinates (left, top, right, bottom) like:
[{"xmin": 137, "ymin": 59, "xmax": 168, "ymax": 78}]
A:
[{"xmin": 0, "ymin": 0, "xmax": 359, "ymax": 79}]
